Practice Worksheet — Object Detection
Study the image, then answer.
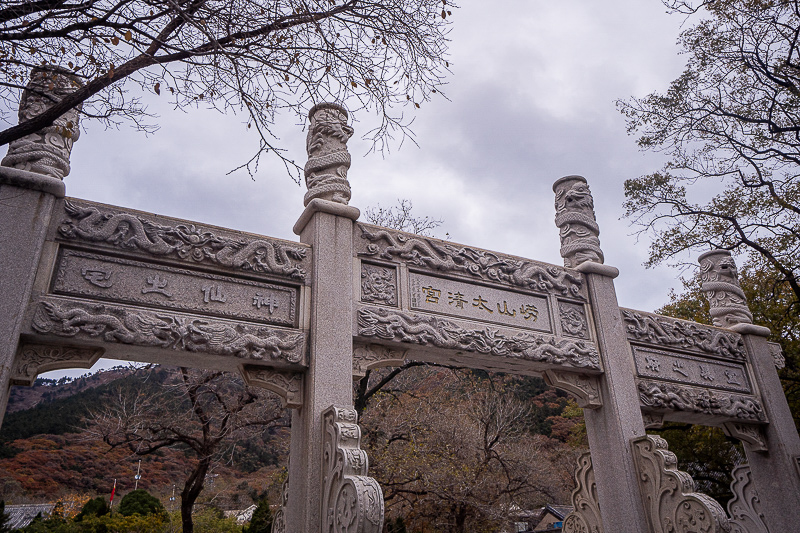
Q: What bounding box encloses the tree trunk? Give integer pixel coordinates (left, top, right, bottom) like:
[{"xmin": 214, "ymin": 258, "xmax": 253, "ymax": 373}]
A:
[{"xmin": 180, "ymin": 455, "xmax": 212, "ymax": 533}]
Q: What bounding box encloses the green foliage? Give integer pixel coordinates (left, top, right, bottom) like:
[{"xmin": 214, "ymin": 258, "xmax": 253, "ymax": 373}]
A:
[
  {"xmin": 75, "ymin": 498, "xmax": 109, "ymax": 521},
  {"xmin": 187, "ymin": 509, "xmax": 241, "ymax": 533},
  {"xmin": 118, "ymin": 490, "xmax": 165, "ymax": 517},
  {"xmin": 387, "ymin": 516, "xmax": 408, "ymax": 533},
  {"xmin": 243, "ymin": 497, "xmax": 272, "ymax": 533}
]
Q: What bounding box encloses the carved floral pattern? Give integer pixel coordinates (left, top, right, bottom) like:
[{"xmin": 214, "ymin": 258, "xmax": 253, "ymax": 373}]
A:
[
  {"xmin": 12, "ymin": 344, "xmax": 104, "ymax": 386},
  {"xmin": 358, "ymin": 224, "xmax": 585, "ymax": 298},
  {"xmin": 699, "ymin": 251, "xmax": 753, "ymax": 328},
  {"xmin": 638, "ymin": 380, "xmax": 766, "ymax": 421},
  {"xmin": 304, "ymin": 103, "xmax": 354, "ymax": 206},
  {"xmin": 632, "ymin": 435, "xmax": 731, "ymax": 533},
  {"xmin": 32, "ymin": 300, "xmax": 305, "ymax": 363},
  {"xmin": 1, "ymin": 68, "xmax": 82, "ymax": 179},
  {"xmin": 553, "ymin": 175, "xmax": 603, "ymax": 268},
  {"xmin": 768, "ymin": 342, "xmax": 785, "ymax": 369},
  {"xmin": 727, "ymin": 465, "xmax": 768, "ymax": 533},
  {"xmin": 322, "ymin": 406, "xmax": 384, "ymax": 533},
  {"xmin": 360, "ymin": 264, "xmax": 397, "ymax": 305},
  {"xmin": 622, "ymin": 309, "xmax": 746, "ymax": 360},
  {"xmin": 58, "ymin": 200, "xmax": 308, "ymax": 280},
  {"xmin": 560, "ymin": 302, "xmax": 589, "ymax": 338},
  {"xmin": 563, "ymin": 452, "xmax": 604, "ymax": 533},
  {"xmin": 357, "ymin": 307, "xmax": 601, "ymax": 370}
]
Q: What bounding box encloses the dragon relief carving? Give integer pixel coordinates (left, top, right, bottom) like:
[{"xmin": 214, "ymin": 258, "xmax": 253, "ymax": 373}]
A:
[
  {"xmin": 632, "ymin": 435, "xmax": 731, "ymax": 533},
  {"xmin": 358, "ymin": 224, "xmax": 584, "ymax": 298},
  {"xmin": 58, "ymin": 200, "xmax": 308, "ymax": 281},
  {"xmin": 12, "ymin": 344, "xmax": 104, "ymax": 386},
  {"xmin": 727, "ymin": 465, "xmax": 768, "ymax": 533},
  {"xmin": 357, "ymin": 307, "xmax": 601, "ymax": 370},
  {"xmin": 638, "ymin": 380, "xmax": 766, "ymax": 422},
  {"xmin": 622, "ymin": 309, "xmax": 746, "ymax": 360},
  {"xmin": 304, "ymin": 103, "xmax": 354, "ymax": 206},
  {"xmin": 553, "ymin": 175, "xmax": 604, "ymax": 268},
  {"xmin": 360, "ymin": 264, "xmax": 397, "ymax": 306},
  {"xmin": 2, "ymin": 67, "xmax": 82, "ymax": 179},
  {"xmin": 562, "ymin": 452, "xmax": 604, "ymax": 533},
  {"xmin": 32, "ymin": 300, "xmax": 305, "ymax": 363},
  {"xmin": 322, "ymin": 406, "xmax": 383, "ymax": 533},
  {"xmin": 699, "ymin": 251, "xmax": 753, "ymax": 328}
]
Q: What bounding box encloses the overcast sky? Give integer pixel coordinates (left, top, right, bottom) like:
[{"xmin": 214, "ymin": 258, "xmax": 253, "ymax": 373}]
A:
[{"xmin": 10, "ymin": 1, "xmax": 695, "ymax": 377}]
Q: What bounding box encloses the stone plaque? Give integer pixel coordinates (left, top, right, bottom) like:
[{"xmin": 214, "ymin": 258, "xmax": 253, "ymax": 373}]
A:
[
  {"xmin": 52, "ymin": 249, "xmax": 297, "ymax": 326},
  {"xmin": 633, "ymin": 345, "xmax": 751, "ymax": 394},
  {"xmin": 408, "ymin": 272, "xmax": 552, "ymax": 333}
]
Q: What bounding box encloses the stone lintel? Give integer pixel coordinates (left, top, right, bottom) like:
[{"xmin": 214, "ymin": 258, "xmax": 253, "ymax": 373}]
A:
[
  {"xmin": 575, "ymin": 261, "xmax": 619, "ymax": 278},
  {"xmin": 0, "ymin": 166, "xmax": 65, "ymax": 197},
  {"xmin": 729, "ymin": 323, "xmax": 771, "ymax": 337},
  {"xmin": 293, "ymin": 198, "xmax": 360, "ymax": 235}
]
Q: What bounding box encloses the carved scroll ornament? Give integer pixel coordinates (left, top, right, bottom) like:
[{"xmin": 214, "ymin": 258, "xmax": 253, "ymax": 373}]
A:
[
  {"xmin": 632, "ymin": 435, "xmax": 731, "ymax": 533},
  {"xmin": 553, "ymin": 175, "xmax": 603, "ymax": 268},
  {"xmin": 240, "ymin": 366, "xmax": 303, "ymax": 408},
  {"xmin": 727, "ymin": 465, "xmax": 768, "ymax": 533},
  {"xmin": 322, "ymin": 406, "xmax": 384, "ymax": 533},
  {"xmin": 357, "ymin": 307, "xmax": 601, "ymax": 370},
  {"xmin": 622, "ymin": 309, "xmax": 746, "ymax": 360},
  {"xmin": 304, "ymin": 103, "xmax": 354, "ymax": 206},
  {"xmin": 562, "ymin": 452, "xmax": 604, "ymax": 533},
  {"xmin": 271, "ymin": 476, "xmax": 289, "ymax": 533},
  {"xmin": 2, "ymin": 68, "xmax": 82, "ymax": 179},
  {"xmin": 699, "ymin": 251, "xmax": 753, "ymax": 328},
  {"xmin": 58, "ymin": 200, "xmax": 308, "ymax": 281},
  {"xmin": 12, "ymin": 344, "xmax": 104, "ymax": 386},
  {"xmin": 32, "ymin": 300, "xmax": 305, "ymax": 364},
  {"xmin": 358, "ymin": 224, "xmax": 585, "ymax": 299},
  {"xmin": 638, "ymin": 380, "xmax": 766, "ymax": 422}
]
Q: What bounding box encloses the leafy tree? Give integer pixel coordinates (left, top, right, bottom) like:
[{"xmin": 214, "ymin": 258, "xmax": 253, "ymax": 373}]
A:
[
  {"xmin": 618, "ymin": 0, "xmax": 800, "ymax": 309},
  {"xmin": 243, "ymin": 496, "xmax": 272, "ymax": 533},
  {"xmin": 75, "ymin": 497, "xmax": 109, "ymax": 521},
  {"xmin": 118, "ymin": 489, "xmax": 164, "ymax": 517},
  {"xmin": 88, "ymin": 368, "xmax": 287, "ymax": 533},
  {"xmin": 0, "ymin": 0, "xmax": 455, "ymax": 174}
]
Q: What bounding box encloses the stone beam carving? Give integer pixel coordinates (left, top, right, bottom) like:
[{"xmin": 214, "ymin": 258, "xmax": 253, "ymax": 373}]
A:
[
  {"xmin": 553, "ymin": 175, "xmax": 603, "ymax": 268},
  {"xmin": 544, "ymin": 370, "xmax": 602, "ymax": 409},
  {"xmin": 353, "ymin": 344, "xmax": 408, "ymax": 378},
  {"xmin": 562, "ymin": 452, "xmax": 604, "ymax": 533},
  {"xmin": 11, "ymin": 343, "xmax": 104, "ymax": 386},
  {"xmin": 643, "ymin": 412, "xmax": 665, "ymax": 429},
  {"xmin": 304, "ymin": 103, "xmax": 354, "ymax": 206},
  {"xmin": 32, "ymin": 299, "xmax": 306, "ymax": 364},
  {"xmin": 632, "ymin": 434, "xmax": 731, "ymax": 533},
  {"xmin": 356, "ymin": 306, "xmax": 601, "ymax": 371},
  {"xmin": 57, "ymin": 200, "xmax": 309, "ymax": 281},
  {"xmin": 322, "ymin": 406, "xmax": 384, "ymax": 533},
  {"xmin": 722, "ymin": 423, "xmax": 768, "ymax": 453},
  {"xmin": 727, "ymin": 464, "xmax": 768, "ymax": 533},
  {"xmin": 767, "ymin": 341, "xmax": 785, "ymax": 369},
  {"xmin": 2, "ymin": 68, "xmax": 82, "ymax": 179},
  {"xmin": 357, "ymin": 224, "xmax": 585, "ymax": 299},
  {"xmin": 638, "ymin": 380, "xmax": 766, "ymax": 422},
  {"xmin": 699, "ymin": 251, "xmax": 753, "ymax": 328},
  {"xmin": 240, "ymin": 366, "xmax": 303, "ymax": 408},
  {"xmin": 622, "ymin": 309, "xmax": 746, "ymax": 360}
]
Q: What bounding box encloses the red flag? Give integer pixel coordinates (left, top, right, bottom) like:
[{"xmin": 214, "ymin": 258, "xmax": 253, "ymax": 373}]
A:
[{"xmin": 109, "ymin": 479, "xmax": 117, "ymax": 508}]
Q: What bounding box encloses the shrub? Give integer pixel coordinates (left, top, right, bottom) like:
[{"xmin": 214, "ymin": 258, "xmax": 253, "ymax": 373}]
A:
[{"xmin": 118, "ymin": 490, "xmax": 165, "ymax": 517}]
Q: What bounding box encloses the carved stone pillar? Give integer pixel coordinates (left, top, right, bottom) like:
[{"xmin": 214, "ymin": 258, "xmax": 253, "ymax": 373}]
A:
[
  {"xmin": 2, "ymin": 67, "xmax": 83, "ymax": 179},
  {"xmin": 698, "ymin": 250, "xmax": 753, "ymax": 328},
  {"xmin": 284, "ymin": 104, "xmax": 383, "ymax": 532},
  {"xmin": 553, "ymin": 175, "xmax": 649, "ymax": 532},
  {"xmin": 0, "ymin": 68, "xmax": 80, "ymax": 427},
  {"xmin": 699, "ymin": 250, "xmax": 800, "ymax": 532}
]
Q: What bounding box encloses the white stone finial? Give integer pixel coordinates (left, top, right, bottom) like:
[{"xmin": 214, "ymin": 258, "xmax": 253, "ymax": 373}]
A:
[
  {"xmin": 304, "ymin": 102, "xmax": 354, "ymax": 207},
  {"xmin": 553, "ymin": 175, "xmax": 603, "ymax": 268},
  {"xmin": 698, "ymin": 250, "xmax": 753, "ymax": 328},
  {"xmin": 2, "ymin": 67, "xmax": 83, "ymax": 179}
]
